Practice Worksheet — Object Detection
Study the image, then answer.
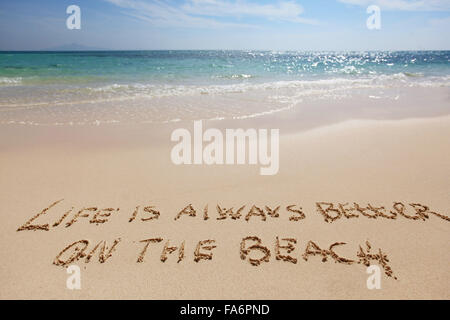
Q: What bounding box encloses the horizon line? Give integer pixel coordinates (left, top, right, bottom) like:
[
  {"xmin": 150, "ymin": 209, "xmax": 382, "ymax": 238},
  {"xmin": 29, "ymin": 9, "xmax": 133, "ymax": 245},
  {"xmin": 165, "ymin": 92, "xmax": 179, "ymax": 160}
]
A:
[{"xmin": 1, "ymin": 49, "xmax": 450, "ymax": 52}]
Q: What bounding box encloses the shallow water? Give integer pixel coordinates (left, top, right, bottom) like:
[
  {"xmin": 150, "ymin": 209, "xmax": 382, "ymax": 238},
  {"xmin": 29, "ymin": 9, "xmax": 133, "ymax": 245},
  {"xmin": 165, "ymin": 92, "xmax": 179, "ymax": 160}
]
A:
[{"xmin": 0, "ymin": 51, "xmax": 449, "ymax": 125}]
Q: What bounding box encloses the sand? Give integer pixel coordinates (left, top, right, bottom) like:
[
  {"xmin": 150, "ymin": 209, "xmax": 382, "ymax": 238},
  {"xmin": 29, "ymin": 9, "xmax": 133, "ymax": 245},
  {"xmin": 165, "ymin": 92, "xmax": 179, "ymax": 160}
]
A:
[{"xmin": 0, "ymin": 110, "xmax": 449, "ymax": 299}]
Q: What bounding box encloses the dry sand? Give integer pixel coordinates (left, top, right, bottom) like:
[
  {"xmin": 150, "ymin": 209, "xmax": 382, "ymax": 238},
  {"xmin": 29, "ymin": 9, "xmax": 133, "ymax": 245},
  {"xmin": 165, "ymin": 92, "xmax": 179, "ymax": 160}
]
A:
[{"xmin": 0, "ymin": 114, "xmax": 449, "ymax": 299}]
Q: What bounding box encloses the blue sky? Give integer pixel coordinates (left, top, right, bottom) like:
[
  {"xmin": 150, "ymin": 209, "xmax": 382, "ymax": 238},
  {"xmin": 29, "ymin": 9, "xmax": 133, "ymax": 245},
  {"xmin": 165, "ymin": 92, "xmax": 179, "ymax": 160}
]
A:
[{"xmin": 0, "ymin": 0, "xmax": 449, "ymax": 50}]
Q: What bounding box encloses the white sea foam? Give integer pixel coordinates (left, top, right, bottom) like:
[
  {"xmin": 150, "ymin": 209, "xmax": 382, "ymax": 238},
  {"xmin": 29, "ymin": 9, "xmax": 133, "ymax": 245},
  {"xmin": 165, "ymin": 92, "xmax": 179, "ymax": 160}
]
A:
[
  {"xmin": 0, "ymin": 77, "xmax": 22, "ymax": 86},
  {"xmin": 83, "ymin": 73, "xmax": 450, "ymax": 99},
  {"xmin": 1, "ymin": 73, "xmax": 449, "ymax": 126}
]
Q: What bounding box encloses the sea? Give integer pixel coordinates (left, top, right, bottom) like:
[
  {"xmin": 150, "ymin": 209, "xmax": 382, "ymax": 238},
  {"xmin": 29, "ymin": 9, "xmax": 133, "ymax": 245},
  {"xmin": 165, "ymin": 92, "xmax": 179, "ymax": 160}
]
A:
[{"xmin": 0, "ymin": 50, "xmax": 449, "ymax": 125}]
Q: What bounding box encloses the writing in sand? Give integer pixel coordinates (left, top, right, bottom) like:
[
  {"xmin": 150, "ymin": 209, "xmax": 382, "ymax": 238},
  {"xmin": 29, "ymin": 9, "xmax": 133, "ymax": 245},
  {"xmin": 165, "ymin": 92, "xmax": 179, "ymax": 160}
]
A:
[{"xmin": 16, "ymin": 199, "xmax": 449, "ymax": 280}]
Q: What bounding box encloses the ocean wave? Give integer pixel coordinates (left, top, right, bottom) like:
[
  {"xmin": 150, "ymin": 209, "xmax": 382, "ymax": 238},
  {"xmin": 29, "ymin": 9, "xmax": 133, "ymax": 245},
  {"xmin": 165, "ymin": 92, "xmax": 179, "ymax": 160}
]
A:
[
  {"xmin": 87, "ymin": 73, "xmax": 449, "ymax": 96},
  {"xmin": 1, "ymin": 73, "xmax": 448, "ymax": 111},
  {"xmin": 0, "ymin": 77, "xmax": 22, "ymax": 86},
  {"xmin": 403, "ymin": 72, "xmax": 424, "ymax": 77},
  {"xmin": 213, "ymin": 74, "xmax": 254, "ymax": 80}
]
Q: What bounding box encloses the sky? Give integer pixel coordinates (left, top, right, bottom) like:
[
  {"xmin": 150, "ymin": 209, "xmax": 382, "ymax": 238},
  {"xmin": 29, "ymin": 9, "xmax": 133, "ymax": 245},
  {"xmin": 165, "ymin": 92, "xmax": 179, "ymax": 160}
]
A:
[{"xmin": 0, "ymin": 0, "xmax": 449, "ymax": 51}]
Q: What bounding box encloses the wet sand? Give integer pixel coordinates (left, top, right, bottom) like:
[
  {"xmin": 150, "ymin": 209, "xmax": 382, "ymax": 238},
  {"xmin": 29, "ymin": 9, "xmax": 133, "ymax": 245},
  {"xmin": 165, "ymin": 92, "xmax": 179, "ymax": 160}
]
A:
[{"xmin": 0, "ymin": 101, "xmax": 449, "ymax": 299}]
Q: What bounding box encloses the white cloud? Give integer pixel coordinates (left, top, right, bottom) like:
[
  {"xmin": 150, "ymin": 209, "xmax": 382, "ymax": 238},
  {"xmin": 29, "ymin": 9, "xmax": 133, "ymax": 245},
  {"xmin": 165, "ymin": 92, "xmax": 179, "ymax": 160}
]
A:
[
  {"xmin": 338, "ymin": 0, "xmax": 450, "ymax": 11},
  {"xmin": 183, "ymin": 0, "xmax": 318, "ymax": 24},
  {"xmin": 104, "ymin": 0, "xmax": 318, "ymax": 28}
]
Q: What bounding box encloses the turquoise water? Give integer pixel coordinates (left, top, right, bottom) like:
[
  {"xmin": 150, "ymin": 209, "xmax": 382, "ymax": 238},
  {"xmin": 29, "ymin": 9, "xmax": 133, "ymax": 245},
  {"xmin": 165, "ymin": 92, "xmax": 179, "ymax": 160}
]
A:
[
  {"xmin": 0, "ymin": 51, "xmax": 449, "ymax": 125},
  {"xmin": 1, "ymin": 51, "xmax": 450, "ymax": 86}
]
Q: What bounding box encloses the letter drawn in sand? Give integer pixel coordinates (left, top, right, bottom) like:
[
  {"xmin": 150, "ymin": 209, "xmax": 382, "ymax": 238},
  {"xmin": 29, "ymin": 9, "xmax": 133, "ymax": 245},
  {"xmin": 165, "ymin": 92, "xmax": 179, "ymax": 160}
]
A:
[
  {"xmin": 129, "ymin": 206, "xmax": 140, "ymax": 223},
  {"xmin": 90, "ymin": 208, "xmax": 118, "ymax": 225},
  {"xmin": 65, "ymin": 207, "xmax": 97, "ymax": 227},
  {"xmin": 84, "ymin": 238, "xmax": 121, "ymax": 264},
  {"xmin": 160, "ymin": 240, "xmax": 185, "ymax": 263},
  {"xmin": 357, "ymin": 241, "xmax": 397, "ymax": 279},
  {"xmin": 409, "ymin": 203, "xmax": 450, "ymax": 222},
  {"xmin": 245, "ymin": 205, "xmax": 266, "ymax": 221},
  {"xmin": 216, "ymin": 205, "xmax": 245, "ymax": 220},
  {"xmin": 286, "ymin": 205, "xmax": 305, "ymax": 221},
  {"xmin": 174, "ymin": 204, "xmax": 196, "ymax": 221},
  {"xmin": 338, "ymin": 203, "xmax": 359, "ymax": 219},
  {"xmin": 141, "ymin": 206, "xmax": 160, "ymax": 221},
  {"xmin": 265, "ymin": 205, "xmax": 280, "ymax": 218},
  {"xmin": 240, "ymin": 236, "xmax": 271, "ymax": 266},
  {"xmin": 232, "ymin": 206, "xmax": 246, "ymax": 220},
  {"xmin": 203, "ymin": 205, "xmax": 209, "ymax": 220},
  {"xmin": 316, "ymin": 202, "xmax": 342, "ymax": 223},
  {"xmin": 275, "ymin": 237, "xmax": 297, "ymax": 264},
  {"xmin": 54, "ymin": 240, "xmax": 89, "ymax": 267},
  {"xmin": 137, "ymin": 238, "xmax": 163, "ymax": 263},
  {"xmin": 216, "ymin": 204, "xmax": 229, "ymax": 220},
  {"xmin": 194, "ymin": 240, "xmax": 217, "ymax": 262},
  {"xmin": 53, "ymin": 207, "xmax": 74, "ymax": 227},
  {"xmin": 17, "ymin": 199, "xmax": 64, "ymax": 231}
]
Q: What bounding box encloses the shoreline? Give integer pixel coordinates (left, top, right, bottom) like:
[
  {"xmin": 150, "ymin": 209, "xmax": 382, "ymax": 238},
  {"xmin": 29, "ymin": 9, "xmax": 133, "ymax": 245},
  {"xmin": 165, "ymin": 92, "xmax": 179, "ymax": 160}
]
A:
[{"xmin": 1, "ymin": 83, "xmax": 450, "ymax": 151}]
